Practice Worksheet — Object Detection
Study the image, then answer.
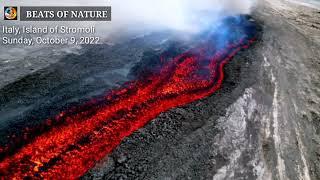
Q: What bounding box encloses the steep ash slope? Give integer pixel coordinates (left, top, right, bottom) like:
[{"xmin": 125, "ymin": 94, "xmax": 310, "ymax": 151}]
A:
[{"xmin": 252, "ymin": 0, "xmax": 320, "ymax": 179}]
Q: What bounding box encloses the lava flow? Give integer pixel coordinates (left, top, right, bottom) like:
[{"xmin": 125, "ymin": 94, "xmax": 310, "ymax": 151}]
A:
[{"xmin": 0, "ymin": 30, "xmax": 256, "ymax": 178}]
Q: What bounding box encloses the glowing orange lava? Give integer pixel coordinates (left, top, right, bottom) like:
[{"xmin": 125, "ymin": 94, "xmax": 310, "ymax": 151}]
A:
[{"xmin": 0, "ymin": 38, "xmax": 255, "ymax": 179}]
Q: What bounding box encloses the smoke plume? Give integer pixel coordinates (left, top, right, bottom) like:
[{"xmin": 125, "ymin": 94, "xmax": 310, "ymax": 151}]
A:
[{"xmin": 108, "ymin": 0, "xmax": 256, "ymax": 33}]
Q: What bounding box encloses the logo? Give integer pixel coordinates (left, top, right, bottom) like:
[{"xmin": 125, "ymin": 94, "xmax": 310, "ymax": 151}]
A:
[{"xmin": 4, "ymin": 7, "xmax": 18, "ymax": 20}]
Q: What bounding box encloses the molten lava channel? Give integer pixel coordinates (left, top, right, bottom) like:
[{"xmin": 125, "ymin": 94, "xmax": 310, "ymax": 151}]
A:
[{"xmin": 0, "ymin": 35, "xmax": 255, "ymax": 179}]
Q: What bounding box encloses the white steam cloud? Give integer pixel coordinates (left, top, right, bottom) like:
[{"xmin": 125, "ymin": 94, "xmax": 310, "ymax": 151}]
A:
[{"xmin": 109, "ymin": 0, "xmax": 255, "ymax": 33}]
